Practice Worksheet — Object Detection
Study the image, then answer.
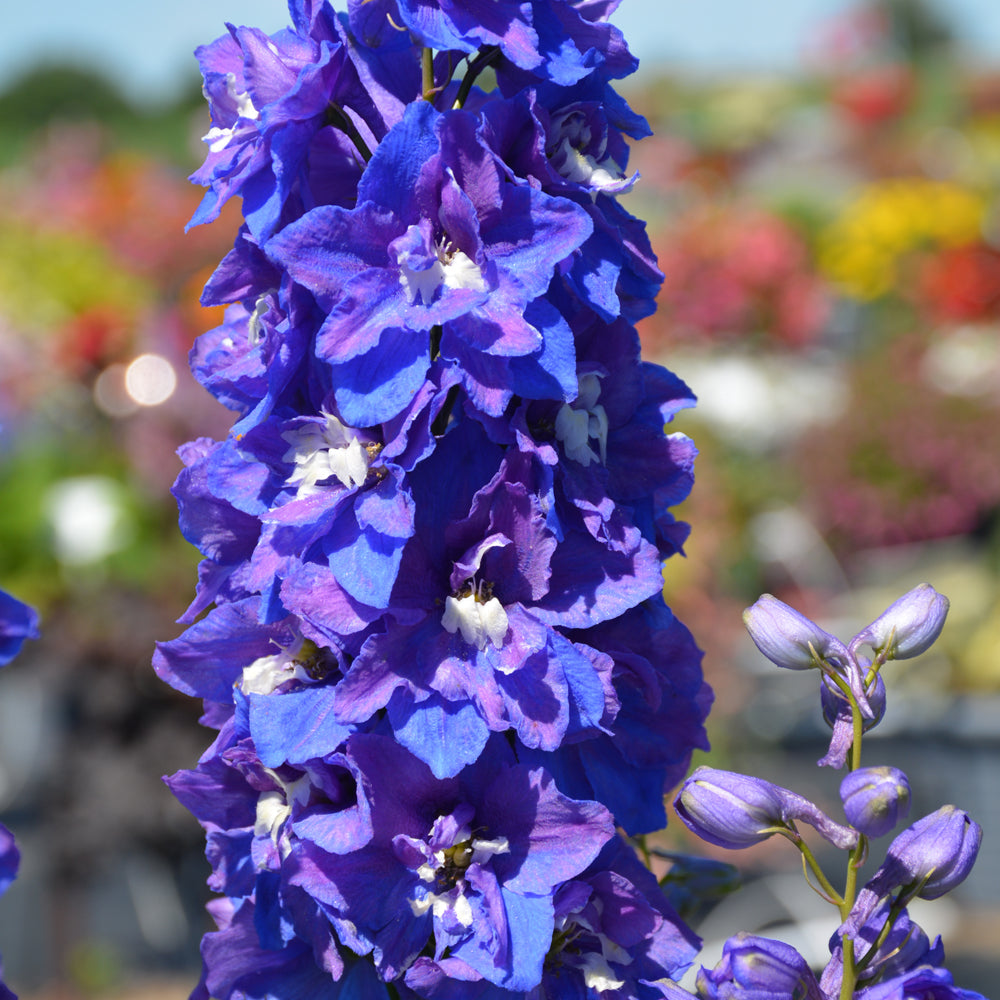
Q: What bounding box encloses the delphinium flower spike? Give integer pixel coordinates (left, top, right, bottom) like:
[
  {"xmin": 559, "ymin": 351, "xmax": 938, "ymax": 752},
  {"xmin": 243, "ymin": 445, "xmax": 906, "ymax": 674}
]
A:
[{"xmin": 159, "ymin": 1, "xmax": 712, "ymax": 996}]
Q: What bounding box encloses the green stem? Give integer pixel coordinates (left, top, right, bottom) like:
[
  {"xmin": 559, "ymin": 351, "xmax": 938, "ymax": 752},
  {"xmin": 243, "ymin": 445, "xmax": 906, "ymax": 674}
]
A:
[
  {"xmin": 453, "ymin": 45, "xmax": 500, "ymax": 109},
  {"xmin": 840, "ymin": 938, "xmax": 856, "ymax": 1000},
  {"xmin": 633, "ymin": 834, "xmax": 651, "ymax": 868},
  {"xmin": 836, "ymin": 667, "xmax": 867, "ymax": 997},
  {"xmin": 840, "ymin": 837, "xmax": 865, "ymax": 921},
  {"xmin": 422, "ymin": 47, "xmax": 436, "ymax": 101},
  {"xmin": 431, "ymin": 383, "xmax": 460, "ymax": 437},
  {"xmin": 777, "ymin": 830, "xmax": 844, "ymax": 906},
  {"xmin": 324, "ymin": 103, "xmax": 372, "ymax": 162},
  {"xmin": 850, "ymin": 688, "xmax": 864, "ymax": 772},
  {"xmin": 856, "ymin": 894, "xmax": 908, "ymax": 973}
]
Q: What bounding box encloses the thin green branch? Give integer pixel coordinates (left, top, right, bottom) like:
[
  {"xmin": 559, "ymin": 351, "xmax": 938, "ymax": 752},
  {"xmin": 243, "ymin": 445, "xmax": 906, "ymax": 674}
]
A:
[
  {"xmin": 422, "ymin": 47, "xmax": 436, "ymax": 101},
  {"xmin": 775, "ymin": 828, "xmax": 844, "ymax": 907},
  {"xmin": 325, "ymin": 102, "xmax": 372, "ymax": 162},
  {"xmin": 453, "ymin": 45, "xmax": 500, "ymax": 109}
]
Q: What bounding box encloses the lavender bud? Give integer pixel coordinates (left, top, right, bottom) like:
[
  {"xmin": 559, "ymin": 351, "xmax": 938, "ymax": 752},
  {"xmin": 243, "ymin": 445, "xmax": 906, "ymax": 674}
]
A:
[
  {"xmin": 743, "ymin": 595, "xmax": 850, "ymax": 671},
  {"xmin": 817, "ymin": 670, "xmax": 887, "ymax": 768},
  {"xmin": 883, "ymin": 805, "xmax": 982, "ymax": 900},
  {"xmin": 674, "ymin": 767, "xmax": 858, "ymax": 852},
  {"xmin": 675, "ymin": 768, "xmax": 785, "ymax": 849},
  {"xmin": 696, "ymin": 933, "xmax": 825, "ymax": 1000},
  {"xmin": 820, "ymin": 670, "xmax": 886, "ymax": 732},
  {"xmin": 840, "ymin": 766, "xmax": 911, "ymax": 838},
  {"xmin": 850, "ymin": 583, "xmax": 949, "ymax": 661}
]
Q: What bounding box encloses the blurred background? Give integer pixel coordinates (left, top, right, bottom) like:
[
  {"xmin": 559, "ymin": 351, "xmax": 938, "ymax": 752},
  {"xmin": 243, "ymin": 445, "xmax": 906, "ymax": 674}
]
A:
[{"xmin": 1, "ymin": 0, "xmax": 998, "ymax": 995}]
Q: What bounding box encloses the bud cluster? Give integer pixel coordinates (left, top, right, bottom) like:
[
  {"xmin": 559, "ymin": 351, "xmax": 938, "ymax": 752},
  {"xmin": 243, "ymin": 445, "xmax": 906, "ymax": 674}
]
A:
[{"xmin": 673, "ymin": 585, "xmax": 985, "ymax": 999}]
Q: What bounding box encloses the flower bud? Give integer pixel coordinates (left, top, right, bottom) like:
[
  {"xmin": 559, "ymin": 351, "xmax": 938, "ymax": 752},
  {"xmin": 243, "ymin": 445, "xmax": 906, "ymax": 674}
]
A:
[
  {"xmin": 823, "ymin": 900, "xmax": 944, "ymax": 996},
  {"xmin": 743, "ymin": 595, "xmax": 850, "ymax": 671},
  {"xmin": 885, "ymin": 805, "xmax": 982, "ymax": 899},
  {"xmin": 696, "ymin": 934, "xmax": 825, "ymax": 1000},
  {"xmin": 674, "ymin": 767, "xmax": 858, "ymax": 852},
  {"xmin": 818, "ymin": 670, "xmax": 887, "ymax": 768},
  {"xmin": 840, "ymin": 766, "xmax": 911, "ymax": 838},
  {"xmin": 675, "ymin": 768, "xmax": 785, "ymax": 849},
  {"xmin": 820, "ymin": 670, "xmax": 886, "ymax": 732},
  {"xmin": 850, "ymin": 583, "xmax": 949, "ymax": 661}
]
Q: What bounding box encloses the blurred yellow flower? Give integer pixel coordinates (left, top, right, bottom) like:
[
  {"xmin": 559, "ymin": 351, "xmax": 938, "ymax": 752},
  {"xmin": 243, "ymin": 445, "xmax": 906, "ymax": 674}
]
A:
[{"xmin": 819, "ymin": 179, "xmax": 987, "ymax": 299}]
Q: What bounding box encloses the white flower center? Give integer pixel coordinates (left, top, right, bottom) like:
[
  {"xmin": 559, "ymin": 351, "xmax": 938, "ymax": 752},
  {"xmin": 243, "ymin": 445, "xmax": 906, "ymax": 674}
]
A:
[
  {"xmin": 407, "ymin": 830, "xmax": 510, "ymax": 926},
  {"xmin": 240, "ymin": 637, "xmax": 312, "ymax": 695},
  {"xmin": 397, "ymin": 233, "xmax": 486, "ymax": 306},
  {"xmin": 549, "ymin": 111, "xmax": 622, "ymax": 192},
  {"xmin": 555, "ymin": 373, "xmax": 608, "ymax": 466},
  {"xmin": 442, "ymin": 589, "xmax": 509, "ymax": 652},
  {"xmin": 254, "ymin": 771, "xmax": 309, "ymax": 860},
  {"xmin": 282, "ymin": 412, "xmax": 369, "ymax": 497},
  {"xmin": 247, "ymin": 292, "xmax": 275, "ymax": 347},
  {"xmin": 203, "ymin": 73, "xmax": 260, "ymax": 153}
]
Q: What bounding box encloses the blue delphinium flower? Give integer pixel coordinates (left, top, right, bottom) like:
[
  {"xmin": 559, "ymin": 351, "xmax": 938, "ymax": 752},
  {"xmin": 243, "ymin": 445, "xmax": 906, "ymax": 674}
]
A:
[
  {"xmin": 0, "ymin": 591, "xmax": 38, "ymax": 668},
  {"xmin": 1, "ymin": 585, "xmax": 38, "ymax": 999},
  {"xmin": 0, "ymin": 823, "xmax": 20, "ymax": 1000}
]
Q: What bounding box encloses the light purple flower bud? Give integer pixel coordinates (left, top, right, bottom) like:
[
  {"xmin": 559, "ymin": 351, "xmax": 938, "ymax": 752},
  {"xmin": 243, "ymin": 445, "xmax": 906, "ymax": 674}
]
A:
[
  {"xmin": 884, "ymin": 805, "xmax": 982, "ymax": 900},
  {"xmin": 821, "ymin": 670, "xmax": 886, "ymax": 732},
  {"xmin": 674, "ymin": 767, "xmax": 858, "ymax": 852},
  {"xmin": 695, "ymin": 933, "xmax": 825, "ymax": 1000},
  {"xmin": 850, "ymin": 583, "xmax": 949, "ymax": 661},
  {"xmin": 840, "ymin": 766, "xmax": 911, "ymax": 838},
  {"xmin": 818, "ymin": 670, "xmax": 886, "ymax": 768},
  {"xmin": 743, "ymin": 595, "xmax": 851, "ymax": 672}
]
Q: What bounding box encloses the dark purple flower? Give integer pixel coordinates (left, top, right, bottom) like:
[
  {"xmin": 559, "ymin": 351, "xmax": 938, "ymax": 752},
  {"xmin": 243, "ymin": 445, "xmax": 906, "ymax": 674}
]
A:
[
  {"xmin": 191, "ymin": 894, "xmax": 390, "ymax": 1000},
  {"xmin": 288, "ymin": 733, "xmax": 614, "ymax": 990},
  {"xmin": 190, "ymin": 2, "xmax": 408, "ymax": 240},
  {"xmin": 154, "ymin": 599, "xmax": 308, "ymax": 704},
  {"xmin": 169, "ymin": 438, "xmax": 262, "ymax": 622},
  {"xmin": 265, "ymin": 100, "xmax": 592, "ymax": 420},
  {"xmin": 205, "ymin": 409, "xmax": 416, "ymax": 614},
  {"xmin": 0, "ymin": 589, "xmax": 39, "ymax": 666},
  {"xmin": 479, "ymin": 89, "xmax": 661, "ymax": 322},
  {"xmin": 402, "ymin": 836, "xmax": 699, "ymax": 999},
  {"xmin": 332, "ymin": 423, "xmax": 663, "ymax": 777},
  {"xmin": 1, "ymin": 584, "xmax": 36, "ymax": 1000},
  {"xmin": 0, "ymin": 824, "xmax": 15, "ymax": 1000},
  {"xmin": 387, "ymin": 0, "xmax": 635, "ymax": 87},
  {"xmin": 0, "ymin": 825, "xmax": 17, "ymax": 899},
  {"xmin": 520, "ymin": 601, "xmax": 710, "ymax": 835}
]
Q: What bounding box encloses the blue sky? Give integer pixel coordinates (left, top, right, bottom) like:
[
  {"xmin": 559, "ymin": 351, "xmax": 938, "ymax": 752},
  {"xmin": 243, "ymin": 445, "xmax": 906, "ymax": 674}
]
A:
[{"xmin": 3, "ymin": 0, "xmax": 1000, "ymax": 102}]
